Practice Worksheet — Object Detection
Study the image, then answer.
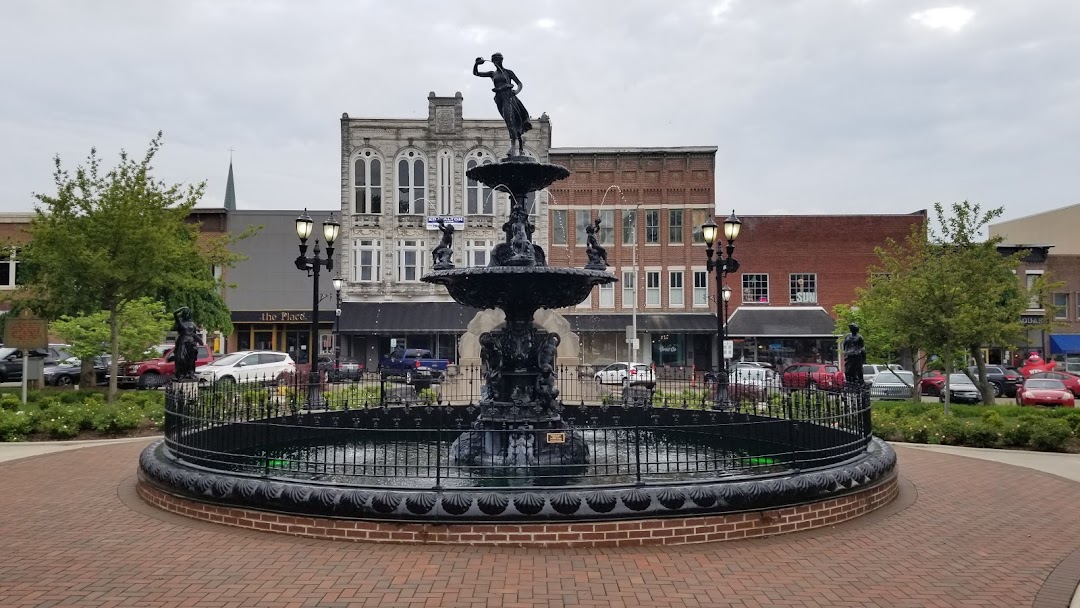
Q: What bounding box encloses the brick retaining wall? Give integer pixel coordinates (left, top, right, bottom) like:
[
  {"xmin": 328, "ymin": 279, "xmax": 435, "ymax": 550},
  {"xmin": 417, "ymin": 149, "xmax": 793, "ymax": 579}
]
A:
[{"xmin": 137, "ymin": 473, "xmax": 898, "ymax": 547}]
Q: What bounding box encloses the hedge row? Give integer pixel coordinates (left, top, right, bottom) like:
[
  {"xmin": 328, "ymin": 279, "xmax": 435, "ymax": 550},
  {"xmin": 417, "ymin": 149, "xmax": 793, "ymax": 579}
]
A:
[
  {"xmin": 0, "ymin": 390, "xmax": 164, "ymax": 441},
  {"xmin": 873, "ymin": 401, "xmax": 1080, "ymax": 452}
]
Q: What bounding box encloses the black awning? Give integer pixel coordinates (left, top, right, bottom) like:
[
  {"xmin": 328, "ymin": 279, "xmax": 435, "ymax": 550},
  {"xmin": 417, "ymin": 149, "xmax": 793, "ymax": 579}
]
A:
[
  {"xmin": 340, "ymin": 302, "xmax": 479, "ymax": 334},
  {"xmin": 725, "ymin": 307, "xmax": 838, "ymax": 338},
  {"xmin": 564, "ymin": 314, "xmax": 718, "ymax": 333}
]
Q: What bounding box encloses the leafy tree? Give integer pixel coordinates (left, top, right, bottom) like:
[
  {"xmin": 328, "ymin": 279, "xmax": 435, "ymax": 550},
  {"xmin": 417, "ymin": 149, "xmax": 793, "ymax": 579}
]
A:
[
  {"xmin": 52, "ymin": 298, "xmax": 172, "ymax": 386},
  {"xmin": 18, "ymin": 133, "xmax": 242, "ymax": 402},
  {"xmin": 838, "ymin": 202, "xmax": 1059, "ymax": 411}
]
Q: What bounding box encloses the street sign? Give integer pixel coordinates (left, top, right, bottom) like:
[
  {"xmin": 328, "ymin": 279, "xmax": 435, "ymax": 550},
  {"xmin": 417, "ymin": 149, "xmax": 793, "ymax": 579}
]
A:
[
  {"xmin": 723, "ymin": 339, "xmax": 734, "ymax": 360},
  {"xmin": 626, "ymin": 338, "xmax": 640, "ymax": 350},
  {"xmin": 389, "ymin": 338, "xmax": 397, "ymax": 348},
  {"xmin": 625, "ymin": 325, "xmax": 635, "ymax": 340},
  {"xmin": 3, "ymin": 310, "xmax": 48, "ymax": 349}
]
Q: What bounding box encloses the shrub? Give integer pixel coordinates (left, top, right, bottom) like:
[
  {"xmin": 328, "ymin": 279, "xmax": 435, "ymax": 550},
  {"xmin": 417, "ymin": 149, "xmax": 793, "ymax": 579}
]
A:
[
  {"xmin": 0, "ymin": 408, "xmax": 33, "ymax": 441},
  {"xmin": 939, "ymin": 418, "xmax": 968, "ymax": 446},
  {"xmin": 1028, "ymin": 419, "xmax": 1073, "ymax": 452},
  {"xmin": 90, "ymin": 403, "xmax": 145, "ymax": 434},
  {"xmin": 0, "ymin": 394, "xmax": 22, "ymax": 411},
  {"xmin": 38, "ymin": 405, "xmax": 90, "ymax": 439},
  {"xmin": 964, "ymin": 422, "xmax": 1002, "ymax": 448},
  {"xmin": 1002, "ymin": 419, "xmax": 1034, "ymax": 447}
]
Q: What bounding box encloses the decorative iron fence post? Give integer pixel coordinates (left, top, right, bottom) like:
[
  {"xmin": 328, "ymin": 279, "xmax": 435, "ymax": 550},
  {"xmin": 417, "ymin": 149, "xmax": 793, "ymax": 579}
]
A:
[{"xmin": 435, "ymin": 402, "xmax": 443, "ymax": 490}]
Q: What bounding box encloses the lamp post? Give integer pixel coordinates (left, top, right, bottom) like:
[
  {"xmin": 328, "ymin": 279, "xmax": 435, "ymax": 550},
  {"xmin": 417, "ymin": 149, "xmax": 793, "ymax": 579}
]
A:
[
  {"xmin": 294, "ymin": 209, "xmax": 340, "ymax": 408},
  {"xmin": 701, "ymin": 210, "xmax": 742, "ymax": 406},
  {"xmin": 332, "ymin": 276, "xmax": 344, "ymax": 379}
]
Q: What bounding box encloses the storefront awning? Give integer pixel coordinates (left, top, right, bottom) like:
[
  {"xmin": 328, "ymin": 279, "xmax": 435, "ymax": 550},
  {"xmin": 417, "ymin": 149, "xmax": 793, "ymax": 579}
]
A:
[
  {"xmin": 564, "ymin": 314, "xmax": 718, "ymax": 333},
  {"xmin": 1049, "ymin": 334, "xmax": 1080, "ymax": 354},
  {"xmin": 339, "ymin": 302, "xmax": 479, "ymax": 334},
  {"xmin": 726, "ymin": 307, "xmax": 838, "ymax": 338}
]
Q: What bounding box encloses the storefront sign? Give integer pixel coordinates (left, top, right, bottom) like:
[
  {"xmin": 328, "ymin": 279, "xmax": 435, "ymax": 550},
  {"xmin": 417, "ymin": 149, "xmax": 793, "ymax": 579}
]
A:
[
  {"xmin": 426, "ymin": 216, "xmax": 466, "ymax": 230},
  {"xmin": 231, "ymin": 311, "xmax": 336, "ymax": 323},
  {"xmin": 1020, "ymin": 314, "xmax": 1044, "ymax": 325},
  {"xmin": 657, "ymin": 344, "xmax": 678, "ymax": 354}
]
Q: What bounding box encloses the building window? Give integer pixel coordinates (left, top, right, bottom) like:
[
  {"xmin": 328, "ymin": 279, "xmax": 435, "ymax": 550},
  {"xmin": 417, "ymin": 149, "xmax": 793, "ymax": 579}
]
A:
[
  {"xmin": 646, "ymin": 271, "xmax": 661, "ymax": 307},
  {"xmin": 743, "ymin": 273, "xmax": 769, "ymax": 303},
  {"xmin": 352, "ymin": 239, "xmax": 381, "ymax": 282},
  {"xmin": 577, "ymin": 291, "xmax": 592, "ymax": 309},
  {"xmin": 669, "ymin": 271, "xmax": 684, "ymax": 308},
  {"xmin": 1054, "ymin": 293, "xmax": 1069, "ymax": 320},
  {"xmin": 466, "ymin": 240, "xmax": 494, "ymax": 268},
  {"xmin": 552, "ymin": 209, "xmax": 567, "ymax": 245},
  {"xmin": 789, "ymin": 273, "xmax": 817, "ymax": 304},
  {"xmin": 599, "ymin": 282, "xmax": 615, "ymax": 308},
  {"xmin": 645, "ymin": 209, "xmax": 660, "ymax": 243},
  {"xmin": 0, "ymin": 248, "xmax": 18, "ymax": 290},
  {"xmin": 352, "ymin": 150, "xmax": 382, "ymax": 214},
  {"xmin": 693, "ymin": 270, "xmax": 708, "ymax": 307},
  {"xmin": 622, "ymin": 270, "xmax": 636, "ymax": 308},
  {"xmin": 1026, "ymin": 271, "xmax": 1044, "ymax": 310},
  {"xmin": 437, "ymin": 148, "xmax": 453, "ymax": 215},
  {"xmin": 397, "ymin": 239, "xmax": 425, "ymax": 282},
  {"xmin": 575, "ymin": 210, "xmax": 591, "ymax": 246},
  {"xmin": 396, "ymin": 150, "xmax": 426, "ymax": 215},
  {"xmin": 668, "ymin": 209, "xmax": 684, "ymax": 244},
  {"xmin": 465, "ymin": 149, "xmax": 495, "ymax": 215},
  {"xmin": 598, "ymin": 209, "xmax": 614, "ymax": 244},
  {"xmin": 691, "ymin": 209, "xmax": 708, "ymax": 244},
  {"xmin": 622, "ymin": 209, "xmax": 636, "ymax": 244}
]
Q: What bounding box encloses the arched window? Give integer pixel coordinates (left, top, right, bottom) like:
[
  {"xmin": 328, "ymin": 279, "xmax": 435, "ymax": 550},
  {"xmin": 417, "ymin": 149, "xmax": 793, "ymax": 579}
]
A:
[
  {"xmin": 396, "ymin": 149, "xmax": 426, "ymax": 215},
  {"xmin": 464, "ymin": 148, "xmax": 495, "ymax": 215},
  {"xmin": 352, "ymin": 149, "xmax": 382, "ymax": 214},
  {"xmin": 436, "ymin": 148, "xmax": 453, "ymax": 216}
]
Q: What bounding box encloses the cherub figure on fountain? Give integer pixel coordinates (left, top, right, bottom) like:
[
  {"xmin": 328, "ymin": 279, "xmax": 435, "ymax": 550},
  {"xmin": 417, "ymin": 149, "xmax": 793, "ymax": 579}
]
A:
[
  {"xmin": 584, "ymin": 217, "xmax": 609, "ymax": 270},
  {"xmin": 432, "ymin": 218, "xmax": 455, "ymax": 270}
]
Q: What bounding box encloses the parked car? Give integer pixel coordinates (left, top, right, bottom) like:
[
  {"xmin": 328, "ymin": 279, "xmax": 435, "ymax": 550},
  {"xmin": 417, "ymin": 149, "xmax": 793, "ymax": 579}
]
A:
[
  {"xmin": 870, "ymin": 369, "xmax": 915, "ymax": 400},
  {"xmin": 43, "ymin": 356, "xmax": 111, "ymax": 386},
  {"xmin": 920, "ymin": 370, "xmax": 946, "ymax": 396},
  {"xmin": 320, "ymin": 356, "xmax": 364, "ymax": 382},
  {"xmin": 862, "ymin": 363, "xmax": 904, "ymax": 386},
  {"xmin": 716, "ymin": 366, "xmax": 783, "ymax": 403},
  {"xmin": 1025, "ymin": 370, "xmax": 1080, "ymax": 397},
  {"xmin": 195, "ymin": 351, "xmax": 296, "ymax": 385},
  {"xmin": 594, "ymin": 362, "xmax": 655, "ymax": 386},
  {"xmin": 940, "ymin": 373, "xmax": 982, "ymax": 404},
  {"xmin": 118, "ymin": 345, "xmax": 214, "ymax": 388},
  {"xmin": 1015, "ymin": 377, "xmax": 1075, "ymax": 407},
  {"xmin": 378, "ymin": 348, "xmax": 449, "ymax": 385},
  {"xmin": 967, "ymin": 365, "xmax": 1023, "ymax": 398},
  {"xmin": 780, "ymin": 363, "xmax": 844, "ymax": 389},
  {"xmin": 0, "ymin": 345, "xmax": 71, "ymax": 382}
]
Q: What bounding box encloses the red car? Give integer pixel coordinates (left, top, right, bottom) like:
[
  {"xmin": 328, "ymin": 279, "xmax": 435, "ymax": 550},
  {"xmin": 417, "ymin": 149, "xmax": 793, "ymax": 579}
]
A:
[
  {"xmin": 1015, "ymin": 377, "xmax": 1076, "ymax": 407},
  {"xmin": 781, "ymin": 363, "xmax": 844, "ymax": 389},
  {"xmin": 1026, "ymin": 371, "xmax": 1080, "ymax": 397},
  {"xmin": 919, "ymin": 370, "xmax": 946, "ymax": 396}
]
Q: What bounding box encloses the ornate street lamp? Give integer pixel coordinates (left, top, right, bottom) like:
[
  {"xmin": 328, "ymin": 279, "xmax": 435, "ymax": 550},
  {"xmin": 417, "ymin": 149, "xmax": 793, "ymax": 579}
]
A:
[
  {"xmin": 702, "ymin": 210, "xmax": 741, "ymax": 407},
  {"xmin": 332, "ymin": 276, "xmax": 344, "ymax": 379},
  {"xmin": 294, "ymin": 208, "xmax": 339, "ymax": 407}
]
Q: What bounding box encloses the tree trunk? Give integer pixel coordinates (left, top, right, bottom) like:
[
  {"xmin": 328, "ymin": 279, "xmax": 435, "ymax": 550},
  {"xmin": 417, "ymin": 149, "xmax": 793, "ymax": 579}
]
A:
[
  {"xmin": 108, "ymin": 308, "xmax": 120, "ymax": 403},
  {"xmin": 80, "ymin": 358, "xmax": 94, "ymax": 390},
  {"xmin": 971, "ymin": 346, "xmax": 993, "ymax": 405},
  {"xmin": 943, "ymin": 349, "xmax": 952, "ymax": 415}
]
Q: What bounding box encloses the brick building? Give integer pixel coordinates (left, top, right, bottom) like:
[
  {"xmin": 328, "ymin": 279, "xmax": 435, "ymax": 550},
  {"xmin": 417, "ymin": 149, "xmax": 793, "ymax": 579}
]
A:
[{"xmin": 0, "ymin": 213, "xmax": 33, "ymax": 294}]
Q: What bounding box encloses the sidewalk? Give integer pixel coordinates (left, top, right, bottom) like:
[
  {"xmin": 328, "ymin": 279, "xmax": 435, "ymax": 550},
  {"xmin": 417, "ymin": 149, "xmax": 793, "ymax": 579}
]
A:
[
  {"xmin": 894, "ymin": 441, "xmax": 1080, "ymax": 483},
  {"xmin": 0, "ymin": 436, "xmax": 158, "ymax": 463}
]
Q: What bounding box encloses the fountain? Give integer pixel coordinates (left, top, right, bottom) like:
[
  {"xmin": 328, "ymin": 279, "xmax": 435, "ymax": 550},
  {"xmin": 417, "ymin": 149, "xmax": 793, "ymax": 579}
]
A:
[{"xmin": 135, "ymin": 54, "xmax": 897, "ymax": 545}]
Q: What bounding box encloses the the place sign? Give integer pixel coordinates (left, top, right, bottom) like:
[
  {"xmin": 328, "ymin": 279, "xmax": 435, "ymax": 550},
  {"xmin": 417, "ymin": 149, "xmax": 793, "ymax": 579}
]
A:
[
  {"xmin": 231, "ymin": 311, "xmax": 335, "ymax": 323},
  {"xmin": 426, "ymin": 216, "xmax": 466, "ymax": 230}
]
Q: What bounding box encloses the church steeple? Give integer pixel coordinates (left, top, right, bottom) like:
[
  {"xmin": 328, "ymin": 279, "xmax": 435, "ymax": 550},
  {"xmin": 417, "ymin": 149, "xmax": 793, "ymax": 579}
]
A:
[{"xmin": 223, "ymin": 153, "xmax": 236, "ymax": 211}]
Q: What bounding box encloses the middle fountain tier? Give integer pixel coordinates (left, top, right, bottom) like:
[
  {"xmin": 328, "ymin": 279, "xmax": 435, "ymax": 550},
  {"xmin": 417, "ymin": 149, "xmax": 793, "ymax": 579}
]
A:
[{"xmin": 422, "ymin": 157, "xmax": 616, "ymax": 477}]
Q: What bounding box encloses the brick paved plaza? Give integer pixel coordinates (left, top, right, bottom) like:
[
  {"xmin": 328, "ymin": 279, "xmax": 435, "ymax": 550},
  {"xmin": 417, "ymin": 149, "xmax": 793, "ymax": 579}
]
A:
[{"xmin": 1, "ymin": 440, "xmax": 1078, "ymax": 608}]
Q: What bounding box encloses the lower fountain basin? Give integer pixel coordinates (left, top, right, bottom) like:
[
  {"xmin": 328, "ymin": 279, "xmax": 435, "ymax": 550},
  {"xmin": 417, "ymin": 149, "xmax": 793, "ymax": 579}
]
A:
[{"xmin": 422, "ymin": 266, "xmax": 615, "ymax": 313}]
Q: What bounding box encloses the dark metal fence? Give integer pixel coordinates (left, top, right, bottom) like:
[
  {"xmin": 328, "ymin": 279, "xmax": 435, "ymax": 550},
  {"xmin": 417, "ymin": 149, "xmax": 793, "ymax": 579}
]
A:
[{"xmin": 163, "ymin": 369, "xmax": 872, "ymax": 489}]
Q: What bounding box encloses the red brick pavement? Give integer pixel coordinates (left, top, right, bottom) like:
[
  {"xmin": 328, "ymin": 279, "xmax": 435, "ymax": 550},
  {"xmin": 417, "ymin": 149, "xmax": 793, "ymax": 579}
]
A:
[{"xmin": 0, "ymin": 441, "xmax": 1078, "ymax": 608}]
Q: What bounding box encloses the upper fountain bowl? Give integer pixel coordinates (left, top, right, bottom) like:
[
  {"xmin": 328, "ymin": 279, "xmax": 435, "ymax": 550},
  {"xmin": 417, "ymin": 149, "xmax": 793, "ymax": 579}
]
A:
[{"xmin": 467, "ymin": 161, "xmax": 569, "ymax": 196}]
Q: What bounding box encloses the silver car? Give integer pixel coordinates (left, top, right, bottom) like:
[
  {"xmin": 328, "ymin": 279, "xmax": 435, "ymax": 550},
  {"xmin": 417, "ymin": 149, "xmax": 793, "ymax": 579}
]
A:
[
  {"xmin": 940, "ymin": 373, "xmax": 982, "ymax": 404},
  {"xmin": 870, "ymin": 370, "xmax": 915, "ymax": 400}
]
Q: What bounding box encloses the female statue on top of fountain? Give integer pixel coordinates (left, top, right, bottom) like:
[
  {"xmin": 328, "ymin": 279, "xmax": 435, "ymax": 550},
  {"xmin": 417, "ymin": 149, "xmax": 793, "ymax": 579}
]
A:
[{"xmin": 473, "ymin": 53, "xmax": 532, "ymax": 159}]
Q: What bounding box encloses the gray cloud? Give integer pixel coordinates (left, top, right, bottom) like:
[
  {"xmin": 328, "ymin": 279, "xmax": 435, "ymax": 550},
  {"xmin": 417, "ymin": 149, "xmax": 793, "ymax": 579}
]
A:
[{"xmin": 1, "ymin": 0, "xmax": 1077, "ymax": 221}]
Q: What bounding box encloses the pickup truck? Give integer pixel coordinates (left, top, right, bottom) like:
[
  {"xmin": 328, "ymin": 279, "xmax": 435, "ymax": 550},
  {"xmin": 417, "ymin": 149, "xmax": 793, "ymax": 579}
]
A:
[
  {"xmin": 378, "ymin": 348, "xmax": 448, "ymax": 385},
  {"xmin": 118, "ymin": 345, "xmax": 214, "ymax": 389}
]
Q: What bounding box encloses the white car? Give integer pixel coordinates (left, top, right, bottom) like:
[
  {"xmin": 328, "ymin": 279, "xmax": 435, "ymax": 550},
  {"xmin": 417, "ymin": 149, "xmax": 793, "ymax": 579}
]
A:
[
  {"xmin": 196, "ymin": 351, "xmax": 295, "ymax": 385},
  {"xmin": 862, "ymin": 363, "xmax": 905, "ymax": 385},
  {"xmin": 594, "ymin": 362, "xmax": 655, "ymax": 385}
]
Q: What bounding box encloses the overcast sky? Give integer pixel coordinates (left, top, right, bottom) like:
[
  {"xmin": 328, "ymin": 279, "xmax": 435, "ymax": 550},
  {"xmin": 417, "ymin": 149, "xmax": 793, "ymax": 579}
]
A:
[{"xmin": 1, "ymin": 0, "xmax": 1077, "ymax": 221}]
